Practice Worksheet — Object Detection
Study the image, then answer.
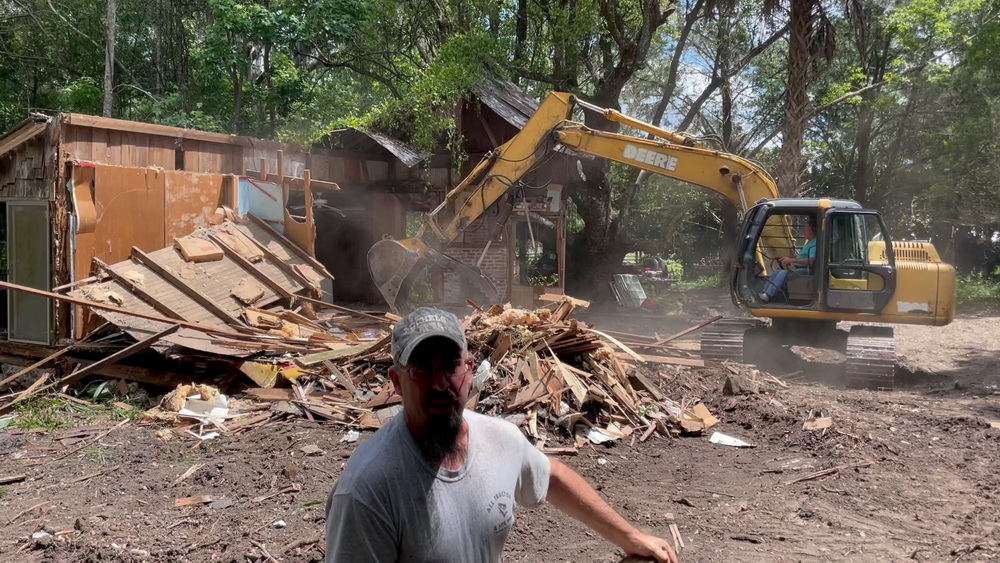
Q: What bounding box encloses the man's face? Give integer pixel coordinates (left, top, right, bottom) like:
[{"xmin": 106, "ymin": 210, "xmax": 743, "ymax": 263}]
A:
[{"xmin": 389, "ymin": 337, "xmax": 474, "ymax": 449}]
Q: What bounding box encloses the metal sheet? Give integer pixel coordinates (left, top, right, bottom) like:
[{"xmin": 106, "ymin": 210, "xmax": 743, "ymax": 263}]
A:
[{"xmin": 472, "ymin": 80, "xmax": 539, "ymax": 129}]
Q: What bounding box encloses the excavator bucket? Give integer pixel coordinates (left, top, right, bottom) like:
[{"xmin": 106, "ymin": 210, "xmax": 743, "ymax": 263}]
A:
[
  {"xmin": 368, "ymin": 238, "xmax": 501, "ymax": 314},
  {"xmin": 368, "ymin": 238, "xmax": 425, "ymax": 313}
]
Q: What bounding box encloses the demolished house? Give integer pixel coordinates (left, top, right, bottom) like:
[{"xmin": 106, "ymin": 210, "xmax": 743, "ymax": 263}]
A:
[{"xmin": 0, "ymin": 85, "xmax": 727, "ymax": 454}]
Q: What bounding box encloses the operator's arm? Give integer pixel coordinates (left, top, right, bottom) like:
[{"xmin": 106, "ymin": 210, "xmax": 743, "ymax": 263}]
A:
[
  {"xmin": 779, "ymin": 239, "xmax": 816, "ymax": 267},
  {"xmin": 545, "ymin": 457, "xmax": 678, "ymax": 563}
]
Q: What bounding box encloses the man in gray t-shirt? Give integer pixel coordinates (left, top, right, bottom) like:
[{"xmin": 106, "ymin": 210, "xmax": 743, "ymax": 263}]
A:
[{"xmin": 326, "ymin": 307, "xmax": 677, "ymax": 563}]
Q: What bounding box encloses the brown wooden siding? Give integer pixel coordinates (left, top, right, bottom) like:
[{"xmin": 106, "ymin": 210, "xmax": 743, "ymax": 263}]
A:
[{"xmin": 0, "ymin": 135, "xmax": 48, "ymax": 199}]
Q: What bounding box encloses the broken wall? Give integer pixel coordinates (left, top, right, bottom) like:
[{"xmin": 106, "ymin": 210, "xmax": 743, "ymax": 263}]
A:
[{"xmin": 71, "ymin": 164, "xmax": 229, "ymax": 281}]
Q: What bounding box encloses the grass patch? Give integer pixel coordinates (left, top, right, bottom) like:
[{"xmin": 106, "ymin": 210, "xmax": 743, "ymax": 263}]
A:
[
  {"xmin": 12, "ymin": 395, "xmax": 143, "ymax": 431},
  {"xmin": 672, "ymin": 275, "xmax": 721, "ymax": 291},
  {"xmin": 81, "ymin": 445, "xmax": 118, "ymax": 466},
  {"xmin": 0, "ymin": 488, "xmax": 9, "ymax": 499},
  {"xmin": 956, "ymin": 273, "xmax": 1000, "ymax": 309},
  {"xmin": 12, "ymin": 397, "xmax": 96, "ymax": 431}
]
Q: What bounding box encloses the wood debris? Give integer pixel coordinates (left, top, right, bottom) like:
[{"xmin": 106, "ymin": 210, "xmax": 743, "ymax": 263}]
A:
[{"xmin": 271, "ymin": 297, "xmax": 720, "ymax": 444}]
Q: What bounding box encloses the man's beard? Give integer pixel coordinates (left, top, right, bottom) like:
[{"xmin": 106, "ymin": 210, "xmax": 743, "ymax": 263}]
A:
[{"xmin": 416, "ymin": 391, "xmax": 464, "ymax": 463}]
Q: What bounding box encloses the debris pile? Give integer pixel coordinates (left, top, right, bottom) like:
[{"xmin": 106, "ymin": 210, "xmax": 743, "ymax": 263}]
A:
[{"xmin": 239, "ymin": 295, "xmax": 722, "ymax": 450}]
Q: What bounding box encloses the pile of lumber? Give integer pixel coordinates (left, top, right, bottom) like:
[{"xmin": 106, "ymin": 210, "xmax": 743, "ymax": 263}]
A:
[{"xmin": 243, "ymin": 296, "xmax": 720, "ymax": 446}]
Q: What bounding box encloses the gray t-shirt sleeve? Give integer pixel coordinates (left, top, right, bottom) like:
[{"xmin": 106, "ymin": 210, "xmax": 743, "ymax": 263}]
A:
[
  {"xmin": 326, "ymin": 492, "xmax": 397, "ymax": 562},
  {"xmin": 514, "ymin": 436, "xmax": 551, "ymax": 508}
]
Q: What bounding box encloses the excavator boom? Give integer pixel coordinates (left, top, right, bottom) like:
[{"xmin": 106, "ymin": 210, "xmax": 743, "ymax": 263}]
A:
[{"xmin": 368, "ymin": 92, "xmax": 788, "ymax": 312}]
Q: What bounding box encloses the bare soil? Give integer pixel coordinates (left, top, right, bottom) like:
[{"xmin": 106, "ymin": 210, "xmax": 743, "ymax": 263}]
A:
[{"xmin": 1, "ymin": 311, "xmax": 999, "ymax": 562}]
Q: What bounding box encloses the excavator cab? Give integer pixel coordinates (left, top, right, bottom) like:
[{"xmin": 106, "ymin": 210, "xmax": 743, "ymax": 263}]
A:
[{"xmin": 731, "ymin": 199, "xmax": 897, "ymax": 314}]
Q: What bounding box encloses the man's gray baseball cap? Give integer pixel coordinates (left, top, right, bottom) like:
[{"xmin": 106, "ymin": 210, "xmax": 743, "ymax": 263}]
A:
[{"xmin": 391, "ymin": 307, "xmax": 468, "ymax": 366}]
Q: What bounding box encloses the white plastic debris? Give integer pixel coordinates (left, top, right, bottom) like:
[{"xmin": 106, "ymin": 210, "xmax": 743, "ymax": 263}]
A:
[
  {"xmin": 587, "ymin": 428, "xmax": 620, "ymax": 445},
  {"xmin": 709, "ymin": 431, "xmax": 755, "ymax": 448},
  {"xmin": 31, "ymin": 532, "xmax": 52, "ymax": 540},
  {"xmin": 185, "ymin": 430, "xmax": 219, "ymax": 441},
  {"xmin": 597, "ymin": 458, "xmax": 608, "ymax": 465},
  {"xmin": 341, "ymin": 430, "xmax": 360, "ymax": 443},
  {"xmin": 177, "ymin": 392, "xmax": 229, "ymax": 426},
  {"xmin": 472, "ymin": 359, "xmax": 492, "ymax": 390},
  {"xmin": 660, "ymin": 399, "xmax": 683, "ymax": 418},
  {"xmin": 273, "ymin": 520, "xmax": 287, "ymax": 528}
]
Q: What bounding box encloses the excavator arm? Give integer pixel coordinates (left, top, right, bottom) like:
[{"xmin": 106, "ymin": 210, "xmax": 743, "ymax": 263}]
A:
[{"xmin": 369, "ymin": 92, "xmax": 792, "ymax": 312}]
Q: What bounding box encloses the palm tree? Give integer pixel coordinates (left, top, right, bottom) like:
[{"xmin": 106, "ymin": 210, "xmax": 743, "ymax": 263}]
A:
[{"xmin": 772, "ymin": 0, "xmax": 837, "ymax": 196}]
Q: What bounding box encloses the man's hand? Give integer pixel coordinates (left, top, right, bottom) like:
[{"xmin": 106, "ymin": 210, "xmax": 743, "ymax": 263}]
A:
[
  {"xmin": 622, "ymin": 530, "xmax": 678, "ymax": 563},
  {"xmin": 546, "ymin": 458, "xmax": 680, "ymax": 562},
  {"xmin": 778, "ymin": 256, "xmax": 796, "ymax": 266}
]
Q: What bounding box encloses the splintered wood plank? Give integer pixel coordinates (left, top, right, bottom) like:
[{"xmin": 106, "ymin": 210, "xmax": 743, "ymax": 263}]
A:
[
  {"xmin": 174, "ymin": 495, "xmax": 217, "ymax": 507},
  {"xmin": 59, "ymin": 325, "xmax": 181, "ymax": 387},
  {"xmin": 618, "ymin": 352, "xmax": 705, "ymax": 367}
]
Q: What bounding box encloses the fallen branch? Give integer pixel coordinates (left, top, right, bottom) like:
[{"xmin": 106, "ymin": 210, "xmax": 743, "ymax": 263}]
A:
[
  {"xmin": 171, "ymin": 463, "xmax": 205, "ymax": 487},
  {"xmin": 68, "ymin": 464, "xmax": 122, "ymax": 484},
  {"xmin": 0, "ymin": 474, "xmax": 27, "ymax": 485},
  {"xmin": 250, "ymin": 539, "xmax": 279, "ymax": 563},
  {"xmin": 785, "ymin": 460, "xmax": 873, "ymax": 485},
  {"xmin": 7, "ymin": 501, "xmax": 50, "ymax": 525},
  {"xmin": 281, "ymin": 533, "xmax": 323, "ymax": 554}
]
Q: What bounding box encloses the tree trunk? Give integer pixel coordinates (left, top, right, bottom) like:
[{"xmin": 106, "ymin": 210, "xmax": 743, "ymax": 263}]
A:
[
  {"xmin": 103, "ymin": 0, "xmax": 117, "ymax": 117},
  {"xmin": 154, "ymin": 0, "xmax": 163, "ymax": 96},
  {"xmin": 513, "ymin": 0, "xmax": 528, "ymax": 73},
  {"xmin": 775, "ymin": 0, "xmax": 815, "ymax": 196},
  {"xmin": 265, "ymin": 43, "xmax": 276, "ymax": 134},
  {"xmin": 850, "ymin": 100, "xmax": 875, "ymax": 206}
]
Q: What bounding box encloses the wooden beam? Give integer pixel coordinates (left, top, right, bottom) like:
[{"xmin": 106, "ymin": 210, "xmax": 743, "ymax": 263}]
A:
[
  {"xmin": 0, "ymin": 280, "xmax": 247, "ymax": 338},
  {"xmin": 245, "ymin": 170, "xmax": 342, "ymax": 192},
  {"xmin": 0, "ymin": 373, "xmax": 51, "ymax": 414},
  {"xmin": 244, "ymin": 213, "xmax": 332, "ymax": 278},
  {"xmin": 93, "ymin": 258, "xmax": 184, "ymax": 320},
  {"xmin": 0, "ymin": 345, "xmax": 74, "ymax": 390},
  {"xmin": 650, "ymin": 315, "xmax": 724, "ymax": 347},
  {"xmin": 52, "ymin": 275, "xmax": 101, "ymax": 292},
  {"xmin": 129, "ymin": 247, "xmax": 243, "ymax": 326},
  {"xmin": 59, "ymin": 325, "xmax": 181, "ymax": 387},
  {"xmin": 617, "ymin": 352, "xmax": 705, "ymax": 367},
  {"xmin": 206, "ymin": 232, "xmax": 293, "ymax": 301},
  {"xmin": 64, "ymin": 358, "xmax": 209, "ymax": 389},
  {"xmin": 291, "ymin": 294, "xmax": 388, "ymax": 324},
  {"xmin": 242, "ymin": 233, "xmax": 318, "ymax": 292}
]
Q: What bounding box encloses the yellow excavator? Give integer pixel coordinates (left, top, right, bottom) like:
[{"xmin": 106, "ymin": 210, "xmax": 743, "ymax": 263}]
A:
[{"xmin": 367, "ymin": 92, "xmax": 956, "ymax": 388}]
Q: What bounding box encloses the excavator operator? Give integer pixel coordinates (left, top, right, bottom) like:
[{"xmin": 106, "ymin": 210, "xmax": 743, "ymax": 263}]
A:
[{"xmin": 760, "ymin": 215, "xmax": 817, "ymax": 303}]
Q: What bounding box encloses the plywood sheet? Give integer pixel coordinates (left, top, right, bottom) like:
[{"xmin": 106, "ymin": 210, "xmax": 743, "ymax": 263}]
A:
[
  {"xmin": 83, "ymin": 164, "xmax": 166, "ymax": 271},
  {"xmin": 164, "ymin": 170, "xmax": 226, "ymax": 241}
]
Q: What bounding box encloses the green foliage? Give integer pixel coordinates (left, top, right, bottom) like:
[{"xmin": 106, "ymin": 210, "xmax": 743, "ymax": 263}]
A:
[
  {"xmin": 665, "ymin": 260, "xmax": 684, "ymax": 280},
  {"xmin": 2, "ymin": 0, "xmax": 1000, "ymax": 284},
  {"xmin": 673, "ymin": 275, "xmax": 721, "ymax": 290},
  {"xmin": 13, "ymin": 397, "xmax": 90, "ymax": 431},
  {"xmin": 956, "ymin": 272, "xmax": 1000, "ymax": 308},
  {"xmin": 344, "ymin": 32, "xmax": 504, "ymax": 158}
]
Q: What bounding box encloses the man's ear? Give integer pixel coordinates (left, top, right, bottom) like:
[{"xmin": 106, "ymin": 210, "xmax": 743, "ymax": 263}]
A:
[{"xmin": 388, "ymin": 365, "xmax": 401, "ymax": 388}]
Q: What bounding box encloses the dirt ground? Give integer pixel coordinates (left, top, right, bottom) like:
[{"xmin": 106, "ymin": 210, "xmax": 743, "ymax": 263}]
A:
[{"xmin": 1, "ymin": 308, "xmax": 999, "ymax": 562}]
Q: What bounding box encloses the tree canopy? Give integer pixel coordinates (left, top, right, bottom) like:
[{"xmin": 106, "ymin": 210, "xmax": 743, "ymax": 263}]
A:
[{"xmin": 2, "ymin": 0, "xmax": 999, "ymax": 281}]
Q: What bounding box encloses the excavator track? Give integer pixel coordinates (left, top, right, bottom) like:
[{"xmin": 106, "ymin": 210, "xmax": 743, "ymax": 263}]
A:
[
  {"xmin": 844, "ymin": 325, "xmax": 896, "ymax": 389},
  {"xmin": 700, "ymin": 318, "xmax": 767, "ymax": 364}
]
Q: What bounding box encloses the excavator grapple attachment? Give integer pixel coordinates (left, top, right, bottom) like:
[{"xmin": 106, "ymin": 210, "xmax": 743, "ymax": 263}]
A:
[
  {"xmin": 367, "ymin": 239, "xmax": 501, "ymax": 314},
  {"xmin": 367, "ymin": 238, "xmax": 424, "ymax": 313}
]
